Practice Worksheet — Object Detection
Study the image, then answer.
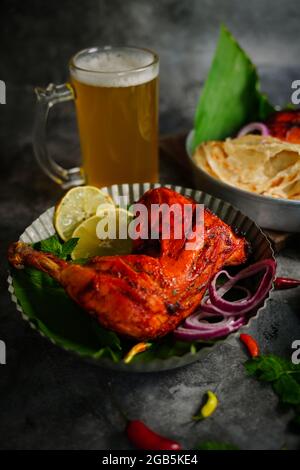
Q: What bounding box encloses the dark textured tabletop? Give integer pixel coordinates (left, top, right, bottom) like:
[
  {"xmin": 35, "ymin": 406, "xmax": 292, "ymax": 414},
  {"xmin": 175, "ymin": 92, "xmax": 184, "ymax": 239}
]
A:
[{"xmin": 1, "ymin": 0, "xmax": 300, "ymax": 450}]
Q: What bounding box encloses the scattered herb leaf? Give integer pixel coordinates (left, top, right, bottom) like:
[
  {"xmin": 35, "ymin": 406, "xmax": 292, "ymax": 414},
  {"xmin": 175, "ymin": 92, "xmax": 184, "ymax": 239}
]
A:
[
  {"xmin": 196, "ymin": 441, "xmax": 239, "ymax": 450},
  {"xmin": 61, "ymin": 238, "xmax": 80, "ymax": 259},
  {"xmin": 273, "ymin": 374, "xmax": 300, "ymax": 405},
  {"xmin": 33, "ymin": 234, "xmax": 79, "ymax": 260},
  {"xmin": 245, "ymin": 354, "xmax": 300, "ymax": 431},
  {"xmin": 245, "ymin": 355, "xmax": 289, "ymax": 382}
]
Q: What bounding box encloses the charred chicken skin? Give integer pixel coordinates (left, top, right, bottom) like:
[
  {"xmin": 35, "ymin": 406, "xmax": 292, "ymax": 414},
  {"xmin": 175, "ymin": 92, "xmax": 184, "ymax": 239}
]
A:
[
  {"xmin": 266, "ymin": 110, "xmax": 300, "ymax": 143},
  {"xmin": 8, "ymin": 188, "xmax": 248, "ymax": 340}
]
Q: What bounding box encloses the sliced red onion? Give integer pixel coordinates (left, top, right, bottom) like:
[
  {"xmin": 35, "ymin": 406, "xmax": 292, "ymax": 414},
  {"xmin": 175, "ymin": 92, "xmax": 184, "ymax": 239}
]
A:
[
  {"xmin": 185, "ymin": 313, "xmax": 230, "ymax": 330},
  {"xmin": 174, "ymin": 316, "xmax": 246, "ymax": 341},
  {"xmin": 174, "ymin": 259, "xmax": 276, "ymax": 342},
  {"xmin": 237, "ymin": 122, "xmax": 270, "ymax": 137},
  {"xmin": 208, "ymin": 259, "xmax": 276, "ymax": 315},
  {"xmin": 204, "ymin": 284, "xmax": 251, "ymax": 302},
  {"xmin": 200, "ymin": 284, "xmax": 252, "ymax": 316}
]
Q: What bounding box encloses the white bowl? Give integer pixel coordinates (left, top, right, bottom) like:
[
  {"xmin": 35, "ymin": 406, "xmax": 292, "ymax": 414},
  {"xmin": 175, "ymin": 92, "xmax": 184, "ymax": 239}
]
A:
[
  {"xmin": 8, "ymin": 182, "xmax": 274, "ymax": 372},
  {"xmin": 186, "ymin": 131, "xmax": 300, "ymax": 233}
]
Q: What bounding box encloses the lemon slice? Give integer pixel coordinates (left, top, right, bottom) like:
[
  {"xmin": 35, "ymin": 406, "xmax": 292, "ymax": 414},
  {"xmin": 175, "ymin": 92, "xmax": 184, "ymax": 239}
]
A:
[
  {"xmin": 54, "ymin": 186, "xmax": 114, "ymax": 241},
  {"xmin": 71, "ymin": 207, "xmax": 133, "ymax": 260}
]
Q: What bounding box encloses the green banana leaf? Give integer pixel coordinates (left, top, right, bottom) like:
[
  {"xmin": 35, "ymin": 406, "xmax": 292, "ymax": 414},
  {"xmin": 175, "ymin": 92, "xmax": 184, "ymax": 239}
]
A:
[{"xmin": 192, "ymin": 25, "xmax": 274, "ymax": 152}]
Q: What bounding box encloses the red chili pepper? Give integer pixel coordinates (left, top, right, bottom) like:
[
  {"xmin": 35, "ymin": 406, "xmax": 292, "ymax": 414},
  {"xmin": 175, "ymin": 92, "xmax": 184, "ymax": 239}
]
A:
[
  {"xmin": 240, "ymin": 333, "xmax": 260, "ymax": 358},
  {"xmin": 126, "ymin": 420, "xmax": 182, "ymax": 450},
  {"xmin": 274, "ymin": 277, "xmax": 300, "ymax": 290}
]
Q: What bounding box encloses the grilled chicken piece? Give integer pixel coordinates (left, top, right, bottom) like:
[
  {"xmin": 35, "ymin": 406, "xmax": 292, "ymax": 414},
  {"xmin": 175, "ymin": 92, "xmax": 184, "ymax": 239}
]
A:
[
  {"xmin": 266, "ymin": 110, "xmax": 300, "ymax": 143},
  {"xmin": 8, "ymin": 188, "xmax": 248, "ymax": 340}
]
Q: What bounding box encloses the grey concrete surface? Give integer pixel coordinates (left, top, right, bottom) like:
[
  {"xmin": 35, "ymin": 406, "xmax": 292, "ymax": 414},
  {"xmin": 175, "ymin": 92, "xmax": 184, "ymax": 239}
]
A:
[{"xmin": 0, "ymin": 0, "xmax": 300, "ymax": 450}]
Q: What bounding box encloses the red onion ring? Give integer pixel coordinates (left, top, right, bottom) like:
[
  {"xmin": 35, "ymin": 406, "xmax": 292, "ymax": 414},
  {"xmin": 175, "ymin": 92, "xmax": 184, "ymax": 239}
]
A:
[
  {"xmin": 237, "ymin": 122, "xmax": 270, "ymax": 137},
  {"xmin": 174, "ymin": 259, "xmax": 276, "ymax": 341},
  {"xmin": 200, "ymin": 284, "xmax": 252, "ymax": 316},
  {"xmin": 185, "ymin": 314, "xmax": 230, "ymax": 330},
  {"xmin": 174, "ymin": 316, "xmax": 246, "ymax": 341},
  {"xmin": 208, "ymin": 259, "xmax": 276, "ymax": 315}
]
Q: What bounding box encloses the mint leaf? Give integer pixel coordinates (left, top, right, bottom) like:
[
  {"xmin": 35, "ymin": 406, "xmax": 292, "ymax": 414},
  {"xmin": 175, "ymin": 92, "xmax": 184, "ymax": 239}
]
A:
[
  {"xmin": 290, "ymin": 363, "xmax": 300, "ymax": 384},
  {"xmin": 245, "ymin": 355, "xmax": 290, "ymax": 382},
  {"xmin": 192, "ymin": 25, "xmax": 274, "ymax": 151},
  {"xmin": 245, "ymin": 354, "xmax": 300, "ymax": 433},
  {"xmin": 33, "ymin": 234, "xmax": 63, "ymax": 257},
  {"xmin": 61, "ymin": 238, "xmax": 79, "ymax": 259},
  {"xmin": 33, "ymin": 234, "xmax": 79, "ymax": 260},
  {"xmin": 196, "ymin": 441, "xmax": 239, "ymax": 450},
  {"xmin": 273, "ymin": 374, "xmax": 300, "ymax": 405}
]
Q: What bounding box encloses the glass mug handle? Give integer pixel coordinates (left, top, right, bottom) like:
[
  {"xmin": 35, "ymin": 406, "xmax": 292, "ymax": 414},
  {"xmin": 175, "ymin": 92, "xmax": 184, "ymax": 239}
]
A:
[{"xmin": 33, "ymin": 83, "xmax": 85, "ymax": 188}]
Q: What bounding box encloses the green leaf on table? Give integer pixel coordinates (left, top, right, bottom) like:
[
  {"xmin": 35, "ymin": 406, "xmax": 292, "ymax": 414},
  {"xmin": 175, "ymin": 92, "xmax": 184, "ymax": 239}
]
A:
[
  {"xmin": 245, "ymin": 355, "xmax": 288, "ymax": 382},
  {"xmin": 245, "ymin": 355, "xmax": 300, "ymax": 383},
  {"xmin": 196, "ymin": 441, "xmax": 239, "ymax": 450},
  {"xmin": 244, "ymin": 354, "xmax": 300, "ymax": 433},
  {"xmin": 273, "ymin": 374, "xmax": 300, "ymax": 405},
  {"xmin": 192, "ymin": 25, "xmax": 274, "ymax": 152}
]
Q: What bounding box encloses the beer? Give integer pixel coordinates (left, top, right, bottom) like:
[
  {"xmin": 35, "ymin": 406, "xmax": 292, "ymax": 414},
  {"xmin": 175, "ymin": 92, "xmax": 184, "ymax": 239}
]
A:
[{"xmin": 70, "ymin": 47, "xmax": 159, "ymax": 187}]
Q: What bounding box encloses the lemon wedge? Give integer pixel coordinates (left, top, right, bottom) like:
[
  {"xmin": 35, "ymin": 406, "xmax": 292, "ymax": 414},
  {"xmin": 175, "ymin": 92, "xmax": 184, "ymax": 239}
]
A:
[
  {"xmin": 54, "ymin": 186, "xmax": 114, "ymax": 241},
  {"xmin": 71, "ymin": 207, "xmax": 133, "ymax": 260}
]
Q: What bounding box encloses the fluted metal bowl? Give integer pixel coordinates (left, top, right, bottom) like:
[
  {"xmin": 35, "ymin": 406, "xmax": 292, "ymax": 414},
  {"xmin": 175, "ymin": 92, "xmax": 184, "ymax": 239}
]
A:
[
  {"xmin": 7, "ymin": 183, "xmax": 274, "ymax": 372},
  {"xmin": 186, "ymin": 131, "xmax": 300, "ymax": 233}
]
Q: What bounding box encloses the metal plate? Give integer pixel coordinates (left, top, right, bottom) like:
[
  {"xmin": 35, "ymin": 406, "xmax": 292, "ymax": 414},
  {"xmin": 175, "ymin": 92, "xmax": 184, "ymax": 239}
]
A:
[
  {"xmin": 186, "ymin": 131, "xmax": 300, "ymax": 233},
  {"xmin": 7, "ymin": 183, "xmax": 274, "ymax": 372}
]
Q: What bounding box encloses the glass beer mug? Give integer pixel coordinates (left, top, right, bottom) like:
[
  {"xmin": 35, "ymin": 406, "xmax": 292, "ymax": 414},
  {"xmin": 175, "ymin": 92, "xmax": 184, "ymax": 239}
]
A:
[{"xmin": 34, "ymin": 46, "xmax": 159, "ymax": 188}]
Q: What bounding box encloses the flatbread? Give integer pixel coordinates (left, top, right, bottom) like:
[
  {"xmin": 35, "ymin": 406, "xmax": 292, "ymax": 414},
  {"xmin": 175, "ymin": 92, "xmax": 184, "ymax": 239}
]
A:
[{"xmin": 193, "ymin": 135, "xmax": 300, "ymax": 200}]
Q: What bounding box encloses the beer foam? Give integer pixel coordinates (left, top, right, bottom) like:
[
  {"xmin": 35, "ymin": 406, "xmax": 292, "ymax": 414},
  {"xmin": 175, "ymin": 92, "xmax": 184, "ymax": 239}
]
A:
[{"xmin": 71, "ymin": 47, "xmax": 158, "ymax": 87}]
